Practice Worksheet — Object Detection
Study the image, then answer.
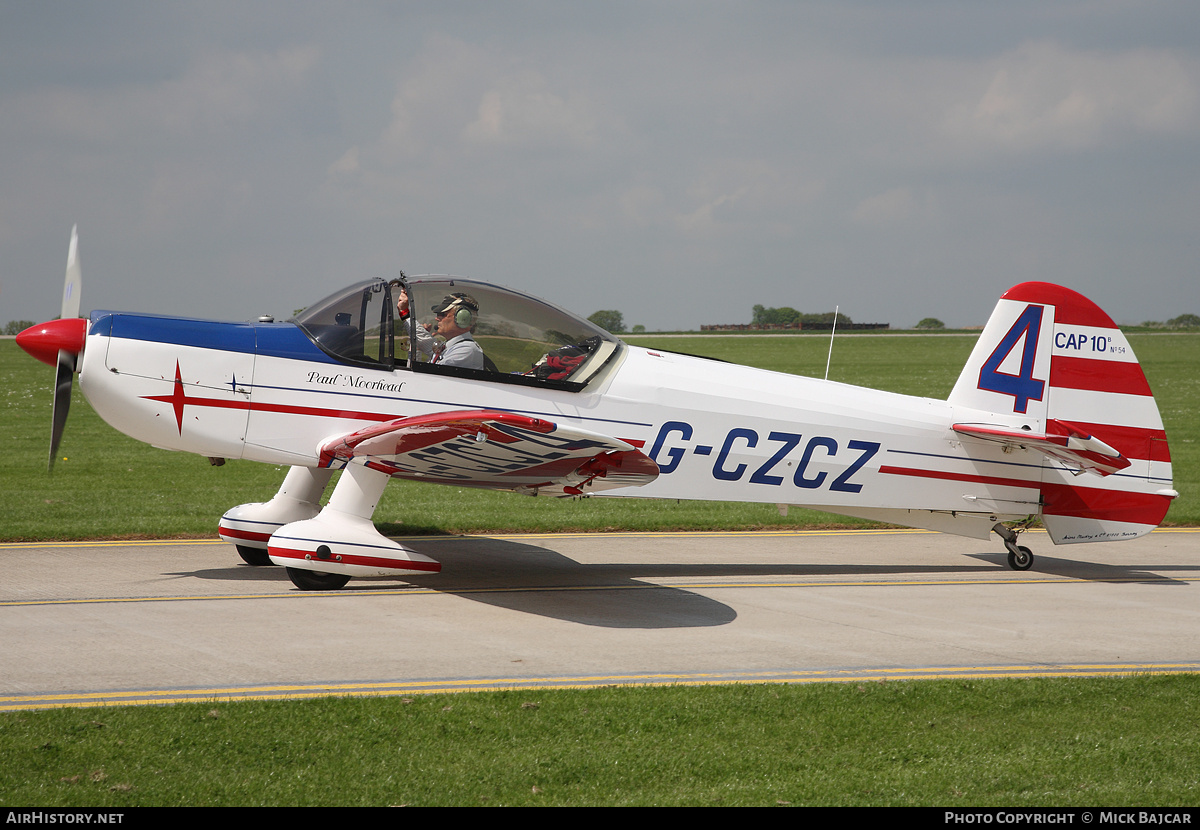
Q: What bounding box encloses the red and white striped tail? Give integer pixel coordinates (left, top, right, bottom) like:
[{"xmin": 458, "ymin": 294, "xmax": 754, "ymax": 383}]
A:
[{"xmin": 950, "ymin": 282, "xmax": 1176, "ymax": 544}]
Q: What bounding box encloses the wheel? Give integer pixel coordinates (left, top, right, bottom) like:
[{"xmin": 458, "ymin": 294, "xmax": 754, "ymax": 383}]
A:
[
  {"xmin": 236, "ymin": 544, "xmax": 274, "ymax": 566},
  {"xmin": 285, "ymin": 567, "xmax": 351, "ymax": 591},
  {"xmin": 1007, "ymin": 545, "xmax": 1034, "ymax": 571}
]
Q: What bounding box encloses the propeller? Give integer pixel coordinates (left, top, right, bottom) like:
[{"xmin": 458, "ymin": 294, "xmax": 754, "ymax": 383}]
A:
[{"xmin": 15, "ymin": 226, "xmax": 87, "ymax": 471}]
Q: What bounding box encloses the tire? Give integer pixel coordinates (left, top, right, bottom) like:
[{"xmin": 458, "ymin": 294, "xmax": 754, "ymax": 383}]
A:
[
  {"xmin": 285, "ymin": 567, "xmax": 351, "ymax": 591},
  {"xmin": 1007, "ymin": 546, "xmax": 1034, "ymax": 571},
  {"xmin": 236, "ymin": 544, "xmax": 274, "ymax": 567}
]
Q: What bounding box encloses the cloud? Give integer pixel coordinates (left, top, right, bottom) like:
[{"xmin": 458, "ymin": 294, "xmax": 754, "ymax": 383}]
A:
[
  {"xmin": 4, "ymin": 6, "xmax": 1197, "ymax": 333},
  {"xmin": 618, "ymin": 185, "xmax": 666, "ymax": 227},
  {"xmin": 852, "ymin": 187, "xmax": 930, "ymax": 226},
  {"xmin": 364, "ymin": 35, "xmax": 607, "ymax": 164},
  {"xmin": 12, "ymin": 47, "xmax": 321, "ymax": 146},
  {"xmin": 671, "ymin": 185, "xmax": 752, "ymax": 235},
  {"xmin": 463, "ymin": 70, "xmax": 600, "ymax": 150},
  {"xmin": 617, "ymin": 161, "xmax": 823, "ymax": 239},
  {"xmin": 327, "ymin": 146, "xmax": 360, "ymax": 178},
  {"xmin": 374, "ymin": 36, "xmax": 488, "ymax": 160},
  {"xmin": 942, "ymin": 40, "xmax": 1200, "ymax": 154}
]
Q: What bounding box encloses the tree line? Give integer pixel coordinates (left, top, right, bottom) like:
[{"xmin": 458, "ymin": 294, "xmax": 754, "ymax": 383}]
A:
[
  {"xmin": 4, "ymin": 320, "xmax": 35, "ymax": 335},
  {"xmin": 751, "ymin": 305, "xmax": 852, "ymax": 328}
]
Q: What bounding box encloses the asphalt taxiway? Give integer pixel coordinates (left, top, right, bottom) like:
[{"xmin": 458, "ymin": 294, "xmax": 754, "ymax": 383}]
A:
[{"xmin": 2, "ymin": 528, "xmax": 1198, "ymax": 709}]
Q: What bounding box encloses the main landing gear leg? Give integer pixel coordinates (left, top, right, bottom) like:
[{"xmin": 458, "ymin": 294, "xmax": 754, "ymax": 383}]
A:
[
  {"xmin": 993, "ymin": 522, "xmax": 1034, "ymax": 571},
  {"xmin": 270, "ymin": 462, "xmax": 441, "ymax": 590},
  {"xmin": 219, "ymin": 466, "xmax": 335, "ymax": 565}
]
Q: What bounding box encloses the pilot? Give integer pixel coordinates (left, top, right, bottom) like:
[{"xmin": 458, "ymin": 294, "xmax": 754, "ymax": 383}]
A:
[{"xmin": 397, "ymin": 288, "xmax": 486, "ymax": 370}]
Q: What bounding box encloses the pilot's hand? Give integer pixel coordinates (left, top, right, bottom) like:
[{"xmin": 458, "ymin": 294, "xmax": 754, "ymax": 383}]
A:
[{"xmin": 397, "ymin": 289, "xmax": 410, "ymax": 315}]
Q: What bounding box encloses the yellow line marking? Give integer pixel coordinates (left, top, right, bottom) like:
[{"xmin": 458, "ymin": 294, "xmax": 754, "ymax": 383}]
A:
[
  {"xmin": 3, "ymin": 526, "xmax": 1195, "ymax": 550},
  {"xmin": 4, "ymin": 663, "xmax": 1199, "ymax": 711},
  {"xmin": 4, "ymin": 572, "xmax": 1173, "ymax": 608},
  {"xmin": 0, "ymin": 529, "xmax": 929, "ymax": 550},
  {"xmin": 0, "ymin": 538, "xmax": 227, "ymax": 550}
]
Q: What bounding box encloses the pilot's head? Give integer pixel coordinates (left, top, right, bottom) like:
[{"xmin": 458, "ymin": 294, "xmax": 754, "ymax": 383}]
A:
[{"xmin": 431, "ymin": 293, "xmax": 479, "ymax": 334}]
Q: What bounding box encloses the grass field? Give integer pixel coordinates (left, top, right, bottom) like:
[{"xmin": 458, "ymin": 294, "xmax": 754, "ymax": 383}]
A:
[
  {"xmin": 1, "ymin": 332, "xmax": 1196, "ymax": 540},
  {"xmin": 3, "ymin": 676, "xmax": 1199, "ymax": 807}
]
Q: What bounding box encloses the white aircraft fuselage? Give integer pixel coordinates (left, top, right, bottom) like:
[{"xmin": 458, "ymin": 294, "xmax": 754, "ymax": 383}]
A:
[{"xmin": 21, "ymin": 270, "xmax": 1176, "ymax": 590}]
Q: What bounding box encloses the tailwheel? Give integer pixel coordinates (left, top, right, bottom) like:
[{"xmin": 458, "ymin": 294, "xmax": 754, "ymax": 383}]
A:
[
  {"xmin": 993, "ymin": 521, "xmax": 1035, "ymax": 572},
  {"xmin": 236, "ymin": 545, "xmax": 273, "ymax": 566},
  {"xmin": 1007, "ymin": 545, "xmax": 1034, "ymax": 571},
  {"xmin": 286, "ymin": 567, "xmax": 351, "ymax": 591}
]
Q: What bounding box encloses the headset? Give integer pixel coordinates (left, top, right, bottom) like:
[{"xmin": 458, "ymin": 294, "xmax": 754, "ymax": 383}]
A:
[{"xmin": 444, "ymin": 294, "xmax": 478, "ymax": 329}]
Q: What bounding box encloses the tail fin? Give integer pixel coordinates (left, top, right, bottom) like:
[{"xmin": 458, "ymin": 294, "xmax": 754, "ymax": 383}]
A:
[{"xmin": 949, "ymin": 282, "xmax": 1176, "ymax": 544}]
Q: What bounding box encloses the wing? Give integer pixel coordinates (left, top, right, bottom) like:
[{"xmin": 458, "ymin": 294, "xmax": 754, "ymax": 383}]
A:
[
  {"xmin": 318, "ymin": 409, "xmax": 659, "ymax": 496},
  {"xmin": 952, "ymin": 419, "xmax": 1131, "ymax": 476}
]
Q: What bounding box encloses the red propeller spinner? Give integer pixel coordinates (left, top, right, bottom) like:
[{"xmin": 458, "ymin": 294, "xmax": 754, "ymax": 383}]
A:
[{"xmin": 15, "ymin": 317, "xmax": 87, "ymax": 367}]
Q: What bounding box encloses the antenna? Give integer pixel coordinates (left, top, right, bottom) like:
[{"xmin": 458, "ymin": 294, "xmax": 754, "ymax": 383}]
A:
[{"xmin": 824, "ymin": 305, "xmax": 839, "ymax": 381}]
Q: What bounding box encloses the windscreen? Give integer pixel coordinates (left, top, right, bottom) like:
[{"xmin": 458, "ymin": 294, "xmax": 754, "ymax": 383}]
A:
[{"xmin": 293, "ymin": 279, "xmax": 393, "ymax": 368}]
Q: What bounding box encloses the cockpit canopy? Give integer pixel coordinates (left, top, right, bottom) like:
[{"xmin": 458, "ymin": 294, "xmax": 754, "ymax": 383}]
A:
[{"xmin": 293, "ymin": 277, "xmax": 621, "ymax": 390}]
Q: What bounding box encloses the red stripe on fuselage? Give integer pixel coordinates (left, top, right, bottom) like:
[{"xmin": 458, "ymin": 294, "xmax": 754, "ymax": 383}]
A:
[
  {"xmin": 249, "ymin": 400, "xmax": 399, "ymax": 422},
  {"xmin": 142, "ymin": 361, "xmax": 400, "ymax": 432},
  {"xmin": 879, "ymin": 465, "xmax": 1038, "ymax": 491},
  {"xmin": 145, "ymin": 389, "xmax": 397, "ymax": 428}
]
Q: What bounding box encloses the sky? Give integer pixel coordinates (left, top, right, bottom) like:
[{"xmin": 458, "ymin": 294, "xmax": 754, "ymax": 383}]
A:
[{"xmin": 2, "ymin": 1, "xmax": 1198, "ymax": 331}]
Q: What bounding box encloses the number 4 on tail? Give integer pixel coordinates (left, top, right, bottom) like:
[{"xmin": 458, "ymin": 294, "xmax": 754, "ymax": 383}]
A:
[{"xmin": 977, "ymin": 304, "xmax": 1045, "ymax": 414}]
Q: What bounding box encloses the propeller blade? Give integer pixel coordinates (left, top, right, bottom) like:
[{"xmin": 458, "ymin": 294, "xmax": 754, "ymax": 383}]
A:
[
  {"xmin": 49, "ymin": 349, "xmax": 76, "ymax": 471},
  {"xmin": 48, "ymin": 225, "xmax": 83, "ymax": 471},
  {"xmin": 62, "ymin": 224, "xmax": 81, "ymax": 319}
]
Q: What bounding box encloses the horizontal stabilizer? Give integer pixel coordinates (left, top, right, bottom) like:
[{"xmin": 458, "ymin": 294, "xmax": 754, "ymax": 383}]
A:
[{"xmin": 953, "ymin": 419, "xmax": 1130, "ymax": 476}]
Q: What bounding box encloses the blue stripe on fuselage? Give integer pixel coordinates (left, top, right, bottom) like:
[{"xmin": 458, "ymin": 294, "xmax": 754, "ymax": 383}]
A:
[{"xmin": 89, "ymin": 311, "xmax": 339, "ymax": 364}]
